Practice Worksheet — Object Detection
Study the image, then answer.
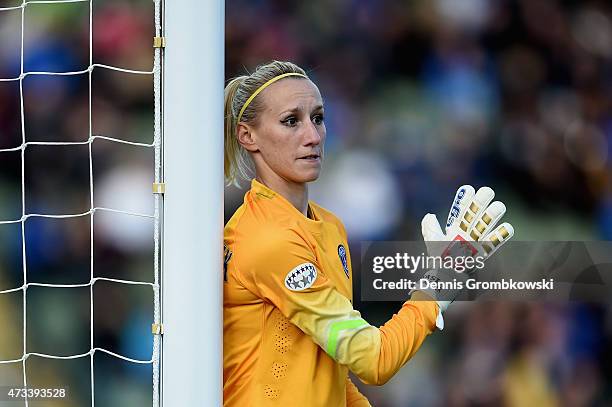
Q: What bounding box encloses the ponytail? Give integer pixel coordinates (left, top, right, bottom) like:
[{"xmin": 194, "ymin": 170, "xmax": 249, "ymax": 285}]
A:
[{"xmin": 224, "ymin": 76, "xmax": 250, "ymax": 186}]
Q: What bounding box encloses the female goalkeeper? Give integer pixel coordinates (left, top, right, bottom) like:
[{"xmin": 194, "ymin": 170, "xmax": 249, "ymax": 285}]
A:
[{"xmin": 223, "ymin": 60, "xmax": 512, "ymax": 406}]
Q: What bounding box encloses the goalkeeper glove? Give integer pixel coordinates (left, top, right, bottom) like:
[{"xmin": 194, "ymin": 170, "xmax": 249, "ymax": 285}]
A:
[{"xmin": 417, "ymin": 185, "xmax": 514, "ymax": 327}]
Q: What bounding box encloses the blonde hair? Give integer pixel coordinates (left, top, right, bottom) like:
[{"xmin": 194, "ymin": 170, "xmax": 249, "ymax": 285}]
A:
[{"xmin": 224, "ymin": 60, "xmax": 308, "ymax": 186}]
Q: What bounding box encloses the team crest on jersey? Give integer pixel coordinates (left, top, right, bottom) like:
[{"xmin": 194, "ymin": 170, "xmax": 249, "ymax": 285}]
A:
[
  {"xmin": 338, "ymin": 244, "xmax": 349, "ymax": 278},
  {"xmin": 284, "ymin": 263, "xmax": 317, "ymax": 291}
]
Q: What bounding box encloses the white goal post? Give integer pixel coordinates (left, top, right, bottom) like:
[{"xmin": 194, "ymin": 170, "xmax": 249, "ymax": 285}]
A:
[{"xmin": 162, "ymin": 0, "xmax": 224, "ymax": 405}]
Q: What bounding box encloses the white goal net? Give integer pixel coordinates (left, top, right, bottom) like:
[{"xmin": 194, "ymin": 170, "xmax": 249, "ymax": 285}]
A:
[{"xmin": 0, "ymin": 0, "xmax": 163, "ymax": 405}]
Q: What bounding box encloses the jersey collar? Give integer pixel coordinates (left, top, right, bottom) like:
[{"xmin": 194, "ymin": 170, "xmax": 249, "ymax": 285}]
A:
[{"xmin": 250, "ymin": 179, "xmax": 322, "ymax": 225}]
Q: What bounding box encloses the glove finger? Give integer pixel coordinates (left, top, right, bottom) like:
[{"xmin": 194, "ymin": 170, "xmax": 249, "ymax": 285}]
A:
[
  {"xmin": 422, "ymin": 213, "xmax": 445, "ymax": 241},
  {"xmin": 480, "ymin": 222, "xmax": 514, "ymax": 258},
  {"xmin": 422, "ymin": 213, "xmax": 446, "ymax": 256},
  {"xmin": 471, "ymin": 201, "xmax": 506, "ymax": 241},
  {"xmin": 457, "ymin": 186, "xmax": 495, "ymax": 239},
  {"xmin": 445, "ymin": 185, "xmax": 475, "ymax": 233}
]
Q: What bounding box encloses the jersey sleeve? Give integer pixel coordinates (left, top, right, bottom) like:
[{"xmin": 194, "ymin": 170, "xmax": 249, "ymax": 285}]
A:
[{"xmin": 235, "ymin": 226, "xmax": 439, "ymax": 386}]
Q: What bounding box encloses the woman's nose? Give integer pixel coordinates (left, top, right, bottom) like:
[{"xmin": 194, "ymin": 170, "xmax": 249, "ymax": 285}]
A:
[{"xmin": 303, "ymin": 121, "xmax": 322, "ymax": 146}]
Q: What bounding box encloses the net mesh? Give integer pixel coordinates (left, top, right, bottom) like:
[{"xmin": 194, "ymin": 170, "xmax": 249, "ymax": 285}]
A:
[{"xmin": 0, "ymin": 0, "xmax": 162, "ymax": 405}]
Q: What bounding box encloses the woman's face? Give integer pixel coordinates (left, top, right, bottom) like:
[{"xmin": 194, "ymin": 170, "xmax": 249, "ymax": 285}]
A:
[{"xmin": 242, "ymin": 78, "xmax": 326, "ymax": 184}]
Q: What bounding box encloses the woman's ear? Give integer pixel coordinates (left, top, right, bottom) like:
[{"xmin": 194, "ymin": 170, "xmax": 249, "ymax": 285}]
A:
[{"xmin": 237, "ymin": 122, "xmax": 259, "ymax": 152}]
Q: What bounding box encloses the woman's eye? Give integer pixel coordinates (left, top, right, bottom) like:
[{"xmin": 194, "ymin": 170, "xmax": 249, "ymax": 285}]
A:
[
  {"xmin": 282, "ymin": 117, "xmax": 298, "ymax": 127},
  {"xmin": 312, "ymin": 114, "xmax": 324, "ymax": 125}
]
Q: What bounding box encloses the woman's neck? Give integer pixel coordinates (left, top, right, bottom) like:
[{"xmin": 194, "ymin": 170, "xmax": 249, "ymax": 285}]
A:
[{"xmin": 256, "ymin": 174, "xmax": 309, "ymax": 216}]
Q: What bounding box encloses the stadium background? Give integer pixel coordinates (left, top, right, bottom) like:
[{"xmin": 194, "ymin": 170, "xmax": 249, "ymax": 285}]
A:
[{"xmin": 0, "ymin": 0, "xmax": 609, "ymax": 405}]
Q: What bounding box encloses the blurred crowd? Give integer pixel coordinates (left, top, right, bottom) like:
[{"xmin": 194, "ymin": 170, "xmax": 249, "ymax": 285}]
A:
[{"xmin": 226, "ymin": 0, "xmax": 612, "ymax": 405}]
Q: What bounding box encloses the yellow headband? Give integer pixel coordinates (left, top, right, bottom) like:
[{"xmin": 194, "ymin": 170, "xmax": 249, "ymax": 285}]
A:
[{"xmin": 237, "ymin": 72, "xmax": 308, "ymax": 123}]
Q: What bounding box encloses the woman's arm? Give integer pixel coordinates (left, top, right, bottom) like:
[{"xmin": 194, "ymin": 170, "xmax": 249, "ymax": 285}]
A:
[{"xmin": 236, "ymin": 227, "xmax": 439, "ymax": 385}]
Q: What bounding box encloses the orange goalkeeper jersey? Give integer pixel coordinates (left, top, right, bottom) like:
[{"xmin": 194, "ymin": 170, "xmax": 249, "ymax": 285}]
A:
[{"xmin": 223, "ymin": 179, "xmax": 439, "ymax": 406}]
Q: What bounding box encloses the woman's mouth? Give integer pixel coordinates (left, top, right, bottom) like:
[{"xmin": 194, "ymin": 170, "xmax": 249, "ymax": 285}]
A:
[{"xmin": 299, "ymin": 154, "xmax": 320, "ymax": 161}]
